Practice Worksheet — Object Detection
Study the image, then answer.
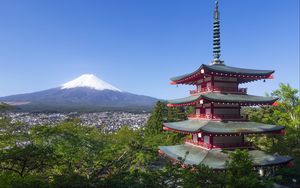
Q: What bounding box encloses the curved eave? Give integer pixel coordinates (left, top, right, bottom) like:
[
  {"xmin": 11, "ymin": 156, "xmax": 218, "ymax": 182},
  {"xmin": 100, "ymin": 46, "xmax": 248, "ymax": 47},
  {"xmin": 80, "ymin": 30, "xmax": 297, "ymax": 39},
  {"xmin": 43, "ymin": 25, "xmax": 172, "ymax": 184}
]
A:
[
  {"xmin": 163, "ymin": 125, "xmax": 285, "ymax": 135},
  {"xmin": 159, "ymin": 145, "xmax": 293, "ymax": 169},
  {"xmin": 167, "ymin": 93, "xmax": 278, "ymax": 107},
  {"xmin": 170, "ymin": 64, "xmax": 274, "ymax": 85},
  {"xmin": 201, "ymin": 93, "xmax": 278, "ymax": 104},
  {"xmin": 167, "ymin": 95, "xmax": 201, "ymax": 107},
  {"xmin": 163, "ymin": 120, "xmax": 285, "ymax": 135},
  {"xmin": 200, "ymin": 127, "xmax": 285, "ymax": 135}
]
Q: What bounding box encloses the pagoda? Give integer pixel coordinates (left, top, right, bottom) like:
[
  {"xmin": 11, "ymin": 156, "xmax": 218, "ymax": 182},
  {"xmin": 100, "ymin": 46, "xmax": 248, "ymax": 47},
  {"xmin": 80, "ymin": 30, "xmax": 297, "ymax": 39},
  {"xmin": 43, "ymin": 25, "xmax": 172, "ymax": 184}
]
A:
[{"xmin": 159, "ymin": 0, "xmax": 293, "ymax": 170}]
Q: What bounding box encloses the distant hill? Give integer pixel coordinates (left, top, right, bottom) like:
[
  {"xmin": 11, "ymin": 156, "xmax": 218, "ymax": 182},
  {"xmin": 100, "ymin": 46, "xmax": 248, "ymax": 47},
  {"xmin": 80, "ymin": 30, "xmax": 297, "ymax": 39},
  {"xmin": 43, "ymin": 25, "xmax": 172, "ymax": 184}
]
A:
[
  {"xmin": 0, "ymin": 74, "xmax": 158, "ymax": 112},
  {"xmin": 0, "ymin": 102, "xmax": 14, "ymax": 111}
]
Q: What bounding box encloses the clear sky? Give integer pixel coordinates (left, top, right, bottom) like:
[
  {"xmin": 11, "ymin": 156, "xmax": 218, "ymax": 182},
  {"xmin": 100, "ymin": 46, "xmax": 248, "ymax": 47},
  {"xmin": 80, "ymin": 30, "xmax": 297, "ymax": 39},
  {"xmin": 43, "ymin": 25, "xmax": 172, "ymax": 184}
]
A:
[{"xmin": 0, "ymin": 0, "xmax": 299, "ymax": 99}]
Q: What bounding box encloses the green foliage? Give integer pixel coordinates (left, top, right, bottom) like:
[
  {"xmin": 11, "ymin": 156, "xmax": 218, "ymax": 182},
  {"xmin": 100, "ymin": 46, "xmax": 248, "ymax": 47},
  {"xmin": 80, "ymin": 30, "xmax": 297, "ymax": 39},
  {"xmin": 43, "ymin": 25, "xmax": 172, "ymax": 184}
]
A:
[
  {"xmin": 144, "ymin": 101, "xmax": 166, "ymax": 135},
  {"xmin": 182, "ymin": 164, "xmax": 224, "ymax": 188},
  {"xmin": 225, "ymin": 149, "xmax": 272, "ymax": 188},
  {"xmin": 0, "ymin": 173, "xmax": 49, "ymax": 188},
  {"xmin": 185, "ymin": 106, "xmax": 195, "ymax": 116},
  {"xmin": 243, "ymin": 83, "xmax": 300, "ymax": 186},
  {"xmin": 167, "ymin": 106, "xmax": 187, "ymax": 122}
]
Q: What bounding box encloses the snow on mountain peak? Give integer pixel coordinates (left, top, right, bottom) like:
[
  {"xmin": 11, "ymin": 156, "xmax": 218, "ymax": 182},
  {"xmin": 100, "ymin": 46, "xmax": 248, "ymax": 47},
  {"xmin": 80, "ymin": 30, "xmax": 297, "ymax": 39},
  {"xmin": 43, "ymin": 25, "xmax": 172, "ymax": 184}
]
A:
[{"xmin": 61, "ymin": 74, "xmax": 121, "ymax": 92}]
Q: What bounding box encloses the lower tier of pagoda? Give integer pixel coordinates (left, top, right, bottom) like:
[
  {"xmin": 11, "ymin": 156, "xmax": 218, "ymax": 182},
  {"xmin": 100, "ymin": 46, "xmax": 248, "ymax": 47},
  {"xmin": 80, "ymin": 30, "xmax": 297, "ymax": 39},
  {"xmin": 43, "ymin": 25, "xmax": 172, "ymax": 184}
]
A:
[
  {"xmin": 187, "ymin": 114, "xmax": 245, "ymax": 121},
  {"xmin": 184, "ymin": 138, "xmax": 252, "ymax": 150},
  {"xmin": 159, "ymin": 144, "xmax": 293, "ymax": 169},
  {"xmin": 163, "ymin": 119, "xmax": 285, "ymax": 135}
]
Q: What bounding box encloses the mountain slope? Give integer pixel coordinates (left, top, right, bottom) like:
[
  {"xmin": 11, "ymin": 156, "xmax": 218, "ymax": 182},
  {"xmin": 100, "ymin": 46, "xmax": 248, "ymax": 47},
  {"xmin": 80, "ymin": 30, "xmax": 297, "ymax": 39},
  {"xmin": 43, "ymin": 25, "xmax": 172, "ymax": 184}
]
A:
[{"xmin": 0, "ymin": 74, "xmax": 158, "ymax": 112}]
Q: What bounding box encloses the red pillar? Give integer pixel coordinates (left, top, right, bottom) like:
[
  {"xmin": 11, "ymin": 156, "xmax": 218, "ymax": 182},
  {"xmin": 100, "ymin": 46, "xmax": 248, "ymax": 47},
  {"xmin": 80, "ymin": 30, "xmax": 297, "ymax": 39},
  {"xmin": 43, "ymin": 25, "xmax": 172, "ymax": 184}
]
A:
[
  {"xmin": 238, "ymin": 102, "xmax": 241, "ymax": 118},
  {"xmin": 211, "ymin": 103, "xmax": 214, "ymax": 119},
  {"xmin": 209, "ymin": 135, "xmax": 214, "ymax": 149},
  {"xmin": 211, "ymin": 75, "xmax": 214, "ymax": 91}
]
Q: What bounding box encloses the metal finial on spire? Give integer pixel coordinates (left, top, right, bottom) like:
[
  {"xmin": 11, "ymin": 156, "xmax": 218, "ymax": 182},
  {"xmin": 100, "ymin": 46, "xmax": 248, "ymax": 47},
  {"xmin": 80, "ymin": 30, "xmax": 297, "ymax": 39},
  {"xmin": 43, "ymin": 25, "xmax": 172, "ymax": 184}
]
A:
[{"xmin": 212, "ymin": 0, "xmax": 223, "ymax": 65}]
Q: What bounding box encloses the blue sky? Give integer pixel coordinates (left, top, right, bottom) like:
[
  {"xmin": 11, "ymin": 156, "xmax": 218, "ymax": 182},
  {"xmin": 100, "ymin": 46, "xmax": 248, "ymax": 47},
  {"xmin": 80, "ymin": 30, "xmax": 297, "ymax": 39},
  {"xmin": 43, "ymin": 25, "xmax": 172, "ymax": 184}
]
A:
[{"xmin": 0, "ymin": 0, "xmax": 299, "ymax": 99}]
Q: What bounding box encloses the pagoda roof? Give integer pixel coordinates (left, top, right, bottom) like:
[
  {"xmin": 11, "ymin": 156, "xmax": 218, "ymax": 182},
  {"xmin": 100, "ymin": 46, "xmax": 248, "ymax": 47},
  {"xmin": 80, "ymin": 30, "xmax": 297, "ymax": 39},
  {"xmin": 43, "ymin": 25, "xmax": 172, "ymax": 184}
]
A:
[
  {"xmin": 168, "ymin": 93, "xmax": 278, "ymax": 106},
  {"xmin": 159, "ymin": 144, "xmax": 293, "ymax": 169},
  {"xmin": 170, "ymin": 64, "xmax": 274, "ymax": 84},
  {"xmin": 163, "ymin": 119, "xmax": 284, "ymax": 134}
]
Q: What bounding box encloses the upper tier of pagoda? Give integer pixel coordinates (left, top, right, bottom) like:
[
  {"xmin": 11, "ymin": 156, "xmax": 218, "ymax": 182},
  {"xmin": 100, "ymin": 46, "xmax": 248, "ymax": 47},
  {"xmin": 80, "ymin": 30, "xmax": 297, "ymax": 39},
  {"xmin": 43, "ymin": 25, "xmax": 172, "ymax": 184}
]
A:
[{"xmin": 170, "ymin": 64, "xmax": 274, "ymax": 85}]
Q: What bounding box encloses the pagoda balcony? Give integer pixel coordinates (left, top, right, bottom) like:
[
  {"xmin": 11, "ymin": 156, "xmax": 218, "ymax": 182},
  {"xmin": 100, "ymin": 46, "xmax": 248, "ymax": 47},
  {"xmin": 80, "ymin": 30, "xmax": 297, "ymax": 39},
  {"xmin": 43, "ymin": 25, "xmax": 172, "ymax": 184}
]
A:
[
  {"xmin": 185, "ymin": 139, "xmax": 212, "ymax": 149},
  {"xmin": 185, "ymin": 139, "xmax": 252, "ymax": 149},
  {"xmin": 190, "ymin": 86, "xmax": 247, "ymax": 95},
  {"xmin": 188, "ymin": 114, "xmax": 245, "ymax": 120}
]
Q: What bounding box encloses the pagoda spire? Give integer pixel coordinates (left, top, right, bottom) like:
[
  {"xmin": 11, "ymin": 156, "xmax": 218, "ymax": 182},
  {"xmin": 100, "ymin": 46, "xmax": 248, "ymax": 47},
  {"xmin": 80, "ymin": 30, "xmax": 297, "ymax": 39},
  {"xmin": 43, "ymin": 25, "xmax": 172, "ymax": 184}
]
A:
[{"xmin": 212, "ymin": 0, "xmax": 223, "ymax": 65}]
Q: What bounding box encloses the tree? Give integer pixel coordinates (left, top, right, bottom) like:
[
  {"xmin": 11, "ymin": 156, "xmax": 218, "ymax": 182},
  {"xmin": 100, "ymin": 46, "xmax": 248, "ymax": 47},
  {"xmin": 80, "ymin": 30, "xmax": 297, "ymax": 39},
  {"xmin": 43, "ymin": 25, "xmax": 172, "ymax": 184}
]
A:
[
  {"xmin": 182, "ymin": 164, "xmax": 224, "ymax": 188},
  {"xmin": 144, "ymin": 101, "xmax": 167, "ymax": 135},
  {"xmin": 0, "ymin": 118, "xmax": 58, "ymax": 177},
  {"xmin": 242, "ymin": 83, "xmax": 300, "ymax": 186},
  {"xmin": 225, "ymin": 149, "xmax": 272, "ymax": 188},
  {"xmin": 271, "ymin": 83, "xmax": 299, "ymax": 123}
]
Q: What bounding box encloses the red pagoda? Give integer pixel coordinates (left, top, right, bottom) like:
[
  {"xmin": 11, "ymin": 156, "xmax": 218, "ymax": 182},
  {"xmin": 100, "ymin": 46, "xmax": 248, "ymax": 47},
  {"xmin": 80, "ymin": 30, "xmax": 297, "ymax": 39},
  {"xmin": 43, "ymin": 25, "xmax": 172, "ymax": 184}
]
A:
[{"xmin": 159, "ymin": 0, "xmax": 292, "ymax": 170}]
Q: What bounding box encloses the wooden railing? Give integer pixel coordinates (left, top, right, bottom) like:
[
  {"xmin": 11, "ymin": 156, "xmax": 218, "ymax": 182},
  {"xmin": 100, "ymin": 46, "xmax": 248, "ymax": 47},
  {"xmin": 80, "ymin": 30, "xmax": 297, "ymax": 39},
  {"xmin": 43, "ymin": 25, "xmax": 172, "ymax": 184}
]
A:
[
  {"xmin": 185, "ymin": 139, "xmax": 252, "ymax": 149},
  {"xmin": 188, "ymin": 114, "xmax": 243, "ymax": 120},
  {"xmin": 185, "ymin": 139, "xmax": 212, "ymax": 149},
  {"xmin": 190, "ymin": 86, "xmax": 247, "ymax": 95}
]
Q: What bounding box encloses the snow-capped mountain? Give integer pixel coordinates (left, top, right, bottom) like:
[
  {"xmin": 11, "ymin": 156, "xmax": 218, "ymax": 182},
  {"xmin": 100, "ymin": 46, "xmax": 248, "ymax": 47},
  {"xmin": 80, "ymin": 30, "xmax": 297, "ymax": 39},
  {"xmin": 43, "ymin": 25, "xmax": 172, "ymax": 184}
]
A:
[
  {"xmin": 61, "ymin": 74, "xmax": 121, "ymax": 92},
  {"xmin": 0, "ymin": 74, "xmax": 158, "ymax": 112}
]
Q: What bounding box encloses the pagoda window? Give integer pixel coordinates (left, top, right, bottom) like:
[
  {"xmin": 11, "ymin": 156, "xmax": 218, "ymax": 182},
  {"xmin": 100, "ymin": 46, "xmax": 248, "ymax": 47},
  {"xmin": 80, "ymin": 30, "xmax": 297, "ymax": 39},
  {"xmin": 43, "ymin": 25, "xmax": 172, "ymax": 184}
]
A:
[
  {"xmin": 206, "ymin": 82, "xmax": 212, "ymax": 88},
  {"xmin": 192, "ymin": 134, "xmax": 198, "ymax": 142},
  {"xmin": 205, "ymin": 108, "xmax": 211, "ymax": 115},
  {"xmin": 204, "ymin": 136, "xmax": 210, "ymax": 144},
  {"xmin": 197, "ymin": 85, "xmax": 201, "ymax": 91},
  {"xmin": 196, "ymin": 108, "xmax": 201, "ymax": 115}
]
